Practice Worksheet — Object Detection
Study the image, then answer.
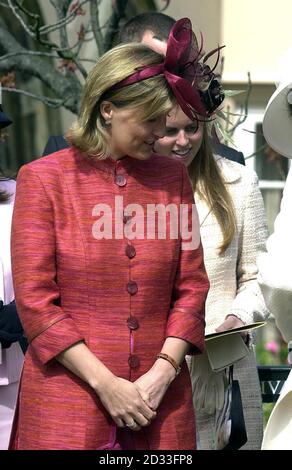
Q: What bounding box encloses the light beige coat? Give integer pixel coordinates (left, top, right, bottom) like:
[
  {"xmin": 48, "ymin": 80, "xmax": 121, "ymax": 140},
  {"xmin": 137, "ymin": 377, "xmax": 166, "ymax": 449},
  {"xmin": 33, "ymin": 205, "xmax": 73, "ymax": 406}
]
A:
[{"xmin": 190, "ymin": 155, "xmax": 269, "ymax": 450}]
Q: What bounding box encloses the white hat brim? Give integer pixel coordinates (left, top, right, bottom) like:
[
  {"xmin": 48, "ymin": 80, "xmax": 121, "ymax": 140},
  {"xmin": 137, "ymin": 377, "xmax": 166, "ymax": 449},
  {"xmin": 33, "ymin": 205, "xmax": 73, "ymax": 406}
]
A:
[
  {"xmin": 262, "ymin": 371, "xmax": 292, "ymax": 450},
  {"xmin": 263, "ymin": 80, "xmax": 292, "ymax": 159}
]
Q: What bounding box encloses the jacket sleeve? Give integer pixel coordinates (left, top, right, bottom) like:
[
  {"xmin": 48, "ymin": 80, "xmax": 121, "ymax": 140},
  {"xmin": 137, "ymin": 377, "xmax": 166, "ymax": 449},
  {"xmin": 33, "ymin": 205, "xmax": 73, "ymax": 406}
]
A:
[
  {"xmin": 166, "ymin": 164, "xmax": 209, "ymax": 354},
  {"xmin": 230, "ymin": 171, "xmax": 269, "ymax": 325},
  {"xmin": 11, "ymin": 164, "xmax": 84, "ymax": 364},
  {"xmin": 257, "ymin": 166, "xmax": 292, "ymax": 342},
  {"xmin": 42, "ymin": 135, "xmax": 68, "ymax": 156}
]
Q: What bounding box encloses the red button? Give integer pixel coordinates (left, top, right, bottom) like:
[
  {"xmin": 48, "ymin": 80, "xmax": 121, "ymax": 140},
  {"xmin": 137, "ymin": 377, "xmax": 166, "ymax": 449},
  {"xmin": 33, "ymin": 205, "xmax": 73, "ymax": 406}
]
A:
[
  {"xmin": 127, "ymin": 316, "xmax": 139, "ymax": 330},
  {"xmin": 125, "ymin": 245, "xmax": 136, "ymax": 259},
  {"xmin": 115, "ymin": 174, "xmax": 127, "ymax": 187},
  {"xmin": 123, "ymin": 214, "xmax": 132, "ymax": 224},
  {"xmin": 126, "ymin": 281, "xmax": 138, "ymax": 295},
  {"xmin": 128, "ymin": 355, "xmax": 140, "ymax": 369}
]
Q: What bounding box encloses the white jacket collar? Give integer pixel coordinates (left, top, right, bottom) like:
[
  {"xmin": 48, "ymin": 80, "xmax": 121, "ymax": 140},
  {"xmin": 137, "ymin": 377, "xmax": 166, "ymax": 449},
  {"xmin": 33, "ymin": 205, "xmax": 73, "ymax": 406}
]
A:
[{"xmin": 214, "ymin": 154, "xmax": 241, "ymax": 183}]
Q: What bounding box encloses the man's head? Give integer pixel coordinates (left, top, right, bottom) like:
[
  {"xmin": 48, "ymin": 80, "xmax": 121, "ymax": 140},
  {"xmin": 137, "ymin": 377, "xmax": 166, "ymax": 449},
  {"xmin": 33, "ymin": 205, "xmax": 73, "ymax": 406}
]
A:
[{"xmin": 119, "ymin": 12, "xmax": 175, "ymax": 55}]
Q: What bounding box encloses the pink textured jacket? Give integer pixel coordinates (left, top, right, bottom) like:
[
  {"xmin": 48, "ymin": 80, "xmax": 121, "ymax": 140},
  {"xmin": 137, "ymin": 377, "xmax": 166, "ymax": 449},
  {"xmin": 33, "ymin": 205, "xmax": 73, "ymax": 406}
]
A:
[{"xmin": 10, "ymin": 148, "xmax": 208, "ymax": 450}]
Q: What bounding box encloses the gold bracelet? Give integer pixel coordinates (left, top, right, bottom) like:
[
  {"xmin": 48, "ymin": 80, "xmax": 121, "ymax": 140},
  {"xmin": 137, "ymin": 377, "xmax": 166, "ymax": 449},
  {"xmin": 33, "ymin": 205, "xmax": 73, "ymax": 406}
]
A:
[{"xmin": 156, "ymin": 353, "xmax": 181, "ymax": 376}]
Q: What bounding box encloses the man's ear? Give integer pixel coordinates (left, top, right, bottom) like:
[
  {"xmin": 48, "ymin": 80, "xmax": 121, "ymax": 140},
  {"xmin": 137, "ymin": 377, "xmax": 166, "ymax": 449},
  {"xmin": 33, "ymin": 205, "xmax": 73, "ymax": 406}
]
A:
[
  {"xmin": 100, "ymin": 100, "xmax": 114, "ymax": 123},
  {"xmin": 141, "ymin": 30, "xmax": 167, "ymax": 56}
]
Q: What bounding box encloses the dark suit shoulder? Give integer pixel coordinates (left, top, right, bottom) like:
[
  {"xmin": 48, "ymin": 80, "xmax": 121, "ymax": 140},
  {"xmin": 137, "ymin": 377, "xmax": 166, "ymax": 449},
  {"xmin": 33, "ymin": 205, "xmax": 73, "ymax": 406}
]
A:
[
  {"xmin": 211, "ymin": 141, "xmax": 245, "ymax": 166},
  {"xmin": 42, "ymin": 135, "xmax": 69, "ymax": 156}
]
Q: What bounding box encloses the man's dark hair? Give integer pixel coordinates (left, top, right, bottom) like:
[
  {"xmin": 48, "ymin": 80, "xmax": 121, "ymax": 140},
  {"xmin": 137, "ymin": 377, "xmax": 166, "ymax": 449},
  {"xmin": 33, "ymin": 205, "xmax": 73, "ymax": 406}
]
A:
[{"xmin": 119, "ymin": 12, "xmax": 175, "ymax": 43}]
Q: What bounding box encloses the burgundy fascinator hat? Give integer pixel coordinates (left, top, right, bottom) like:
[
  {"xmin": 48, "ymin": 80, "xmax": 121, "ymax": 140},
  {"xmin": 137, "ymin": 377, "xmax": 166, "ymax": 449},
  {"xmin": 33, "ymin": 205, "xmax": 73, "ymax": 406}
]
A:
[{"xmin": 111, "ymin": 18, "xmax": 225, "ymax": 121}]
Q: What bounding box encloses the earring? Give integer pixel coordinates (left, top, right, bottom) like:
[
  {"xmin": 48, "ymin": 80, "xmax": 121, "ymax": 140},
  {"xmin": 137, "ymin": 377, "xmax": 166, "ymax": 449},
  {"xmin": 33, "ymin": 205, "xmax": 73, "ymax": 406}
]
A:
[{"xmin": 105, "ymin": 119, "xmax": 111, "ymax": 126}]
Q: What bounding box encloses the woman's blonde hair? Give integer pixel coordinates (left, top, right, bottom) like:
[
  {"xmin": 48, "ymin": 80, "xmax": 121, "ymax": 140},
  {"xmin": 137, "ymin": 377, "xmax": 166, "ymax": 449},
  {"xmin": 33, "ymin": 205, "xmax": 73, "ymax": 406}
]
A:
[
  {"xmin": 66, "ymin": 43, "xmax": 175, "ymax": 158},
  {"xmin": 188, "ymin": 124, "xmax": 236, "ymax": 254}
]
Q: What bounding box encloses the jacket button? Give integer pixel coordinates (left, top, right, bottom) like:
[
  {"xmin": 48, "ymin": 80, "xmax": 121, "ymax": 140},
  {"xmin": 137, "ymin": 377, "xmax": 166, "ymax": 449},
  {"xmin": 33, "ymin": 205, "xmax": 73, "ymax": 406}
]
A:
[
  {"xmin": 127, "ymin": 316, "xmax": 139, "ymax": 330},
  {"xmin": 126, "ymin": 281, "xmax": 138, "ymax": 295},
  {"xmin": 123, "ymin": 213, "xmax": 132, "ymax": 224},
  {"xmin": 115, "ymin": 174, "xmax": 127, "ymax": 187},
  {"xmin": 128, "ymin": 355, "xmax": 140, "ymax": 369},
  {"xmin": 125, "ymin": 245, "xmax": 136, "ymax": 259}
]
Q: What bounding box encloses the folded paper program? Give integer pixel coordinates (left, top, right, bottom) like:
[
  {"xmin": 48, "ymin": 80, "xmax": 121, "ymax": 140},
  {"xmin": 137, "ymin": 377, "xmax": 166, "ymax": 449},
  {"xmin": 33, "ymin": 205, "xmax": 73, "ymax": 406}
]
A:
[
  {"xmin": 205, "ymin": 322, "xmax": 266, "ymax": 372},
  {"xmin": 206, "ymin": 334, "xmax": 248, "ymax": 372}
]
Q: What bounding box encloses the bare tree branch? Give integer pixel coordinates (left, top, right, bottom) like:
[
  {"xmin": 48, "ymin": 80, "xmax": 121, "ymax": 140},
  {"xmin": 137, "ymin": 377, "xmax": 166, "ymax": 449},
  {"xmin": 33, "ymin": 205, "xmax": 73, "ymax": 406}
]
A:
[
  {"xmin": 0, "ymin": 36, "xmax": 94, "ymax": 61},
  {"xmin": 7, "ymin": 0, "xmax": 36, "ymax": 39},
  {"xmin": 0, "ymin": 50, "xmax": 58, "ymax": 60},
  {"xmin": 6, "ymin": 0, "xmax": 88, "ymax": 53},
  {"xmin": 40, "ymin": 0, "xmax": 89, "ymax": 36},
  {"xmin": 51, "ymin": 0, "xmax": 70, "ymax": 50},
  {"xmin": 90, "ymin": 0, "xmax": 105, "ymax": 56},
  {"xmin": 0, "ymin": 48, "xmax": 95, "ymax": 64},
  {"xmin": 0, "ymin": 19, "xmax": 82, "ymax": 114},
  {"xmin": 2, "ymin": 85, "xmax": 68, "ymax": 108},
  {"xmin": 0, "ymin": 0, "xmax": 156, "ymax": 116}
]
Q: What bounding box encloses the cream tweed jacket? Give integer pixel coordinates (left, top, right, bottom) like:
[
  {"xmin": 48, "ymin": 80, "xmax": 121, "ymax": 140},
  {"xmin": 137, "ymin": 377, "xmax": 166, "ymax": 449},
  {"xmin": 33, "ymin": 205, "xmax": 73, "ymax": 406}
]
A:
[{"xmin": 190, "ymin": 155, "xmax": 269, "ymax": 450}]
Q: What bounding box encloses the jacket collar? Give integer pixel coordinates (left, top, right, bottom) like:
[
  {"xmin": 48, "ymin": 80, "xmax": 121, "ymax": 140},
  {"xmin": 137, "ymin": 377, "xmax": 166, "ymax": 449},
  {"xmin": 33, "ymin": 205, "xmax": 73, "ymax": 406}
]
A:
[{"xmin": 213, "ymin": 154, "xmax": 241, "ymax": 183}]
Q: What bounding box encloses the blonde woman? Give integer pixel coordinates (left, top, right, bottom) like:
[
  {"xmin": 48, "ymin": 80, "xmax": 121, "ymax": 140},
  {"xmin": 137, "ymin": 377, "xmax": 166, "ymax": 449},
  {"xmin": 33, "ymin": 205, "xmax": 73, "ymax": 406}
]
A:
[
  {"xmin": 155, "ymin": 105, "xmax": 269, "ymax": 449},
  {"xmin": 10, "ymin": 19, "xmax": 212, "ymax": 450}
]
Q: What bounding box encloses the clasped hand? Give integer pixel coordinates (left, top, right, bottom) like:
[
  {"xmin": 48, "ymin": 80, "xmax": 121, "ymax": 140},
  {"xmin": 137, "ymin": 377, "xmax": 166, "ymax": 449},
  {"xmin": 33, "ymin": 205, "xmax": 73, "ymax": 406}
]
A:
[
  {"xmin": 215, "ymin": 314, "xmax": 246, "ymax": 338},
  {"xmin": 134, "ymin": 359, "xmax": 176, "ymax": 411},
  {"xmin": 97, "ymin": 375, "xmax": 156, "ymax": 431},
  {"xmin": 97, "ymin": 359, "xmax": 175, "ymax": 431}
]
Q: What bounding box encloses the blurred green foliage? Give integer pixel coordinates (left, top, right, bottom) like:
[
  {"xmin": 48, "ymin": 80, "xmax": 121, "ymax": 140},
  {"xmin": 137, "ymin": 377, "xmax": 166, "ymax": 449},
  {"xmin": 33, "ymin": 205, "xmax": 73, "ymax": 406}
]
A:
[{"xmin": 256, "ymin": 338, "xmax": 288, "ymax": 426}]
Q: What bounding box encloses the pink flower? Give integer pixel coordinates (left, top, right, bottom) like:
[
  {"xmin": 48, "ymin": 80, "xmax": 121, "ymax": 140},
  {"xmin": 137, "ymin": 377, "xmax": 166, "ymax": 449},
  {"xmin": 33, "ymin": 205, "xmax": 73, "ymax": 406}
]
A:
[{"xmin": 265, "ymin": 341, "xmax": 280, "ymax": 354}]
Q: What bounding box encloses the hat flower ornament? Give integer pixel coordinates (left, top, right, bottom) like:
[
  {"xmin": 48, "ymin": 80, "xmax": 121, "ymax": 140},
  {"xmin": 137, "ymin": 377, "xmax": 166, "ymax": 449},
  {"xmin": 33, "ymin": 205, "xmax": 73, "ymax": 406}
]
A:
[{"xmin": 111, "ymin": 18, "xmax": 225, "ymax": 122}]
